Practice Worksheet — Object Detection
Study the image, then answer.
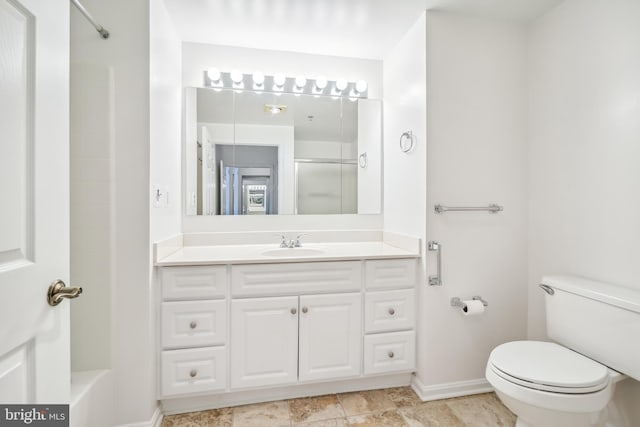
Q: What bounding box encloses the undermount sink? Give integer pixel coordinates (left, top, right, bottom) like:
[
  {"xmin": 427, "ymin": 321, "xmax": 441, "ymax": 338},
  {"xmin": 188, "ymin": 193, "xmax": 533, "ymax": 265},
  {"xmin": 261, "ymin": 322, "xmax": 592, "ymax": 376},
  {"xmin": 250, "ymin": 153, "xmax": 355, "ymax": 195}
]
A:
[{"xmin": 261, "ymin": 247, "xmax": 325, "ymax": 257}]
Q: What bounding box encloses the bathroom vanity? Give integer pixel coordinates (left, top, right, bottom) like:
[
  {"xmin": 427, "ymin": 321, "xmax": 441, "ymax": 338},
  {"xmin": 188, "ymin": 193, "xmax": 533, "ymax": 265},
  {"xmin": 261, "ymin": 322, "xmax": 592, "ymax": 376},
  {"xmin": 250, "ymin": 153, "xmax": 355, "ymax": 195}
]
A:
[{"xmin": 154, "ymin": 232, "xmax": 420, "ymax": 413}]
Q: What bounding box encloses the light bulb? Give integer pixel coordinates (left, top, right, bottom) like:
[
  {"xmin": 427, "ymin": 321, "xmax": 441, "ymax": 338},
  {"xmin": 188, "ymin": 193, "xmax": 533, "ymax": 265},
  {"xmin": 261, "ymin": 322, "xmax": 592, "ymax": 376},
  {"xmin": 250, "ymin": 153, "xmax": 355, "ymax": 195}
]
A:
[
  {"xmin": 295, "ymin": 75, "xmax": 307, "ymax": 89},
  {"xmin": 253, "ymin": 71, "xmax": 265, "ymax": 86},
  {"xmin": 315, "ymin": 76, "xmax": 328, "ymax": 90},
  {"xmin": 355, "ymin": 80, "xmax": 368, "ymax": 93},
  {"xmin": 230, "ymin": 69, "xmax": 243, "ymax": 84},
  {"xmin": 273, "ymin": 73, "xmax": 286, "ymax": 87},
  {"xmin": 336, "ymin": 79, "xmax": 348, "ymax": 91},
  {"xmin": 207, "ymin": 67, "xmax": 221, "ymax": 83}
]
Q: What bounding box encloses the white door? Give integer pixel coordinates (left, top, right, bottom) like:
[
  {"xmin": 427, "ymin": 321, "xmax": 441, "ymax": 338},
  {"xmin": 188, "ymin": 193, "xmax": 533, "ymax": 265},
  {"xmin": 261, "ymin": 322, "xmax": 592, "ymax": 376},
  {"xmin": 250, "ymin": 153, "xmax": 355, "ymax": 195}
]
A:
[
  {"xmin": 299, "ymin": 293, "xmax": 362, "ymax": 382},
  {"xmin": 0, "ymin": 0, "xmax": 72, "ymax": 404},
  {"xmin": 230, "ymin": 297, "xmax": 298, "ymax": 389}
]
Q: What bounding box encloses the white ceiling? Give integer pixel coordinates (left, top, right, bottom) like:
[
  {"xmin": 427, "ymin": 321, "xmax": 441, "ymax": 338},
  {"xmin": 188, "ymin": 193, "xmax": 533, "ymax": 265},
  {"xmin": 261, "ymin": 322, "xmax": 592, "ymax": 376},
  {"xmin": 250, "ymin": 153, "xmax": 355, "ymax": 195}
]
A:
[{"xmin": 163, "ymin": 0, "xmax": 565, "ymax": 60}]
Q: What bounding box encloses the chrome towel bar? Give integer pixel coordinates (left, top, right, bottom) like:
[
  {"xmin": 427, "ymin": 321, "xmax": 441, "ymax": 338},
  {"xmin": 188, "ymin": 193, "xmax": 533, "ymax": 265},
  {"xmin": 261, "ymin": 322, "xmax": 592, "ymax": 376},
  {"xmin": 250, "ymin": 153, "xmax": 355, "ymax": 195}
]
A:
[{"xmin": 434, "ymin": 204, "xmax": 503, "ymax": 214}]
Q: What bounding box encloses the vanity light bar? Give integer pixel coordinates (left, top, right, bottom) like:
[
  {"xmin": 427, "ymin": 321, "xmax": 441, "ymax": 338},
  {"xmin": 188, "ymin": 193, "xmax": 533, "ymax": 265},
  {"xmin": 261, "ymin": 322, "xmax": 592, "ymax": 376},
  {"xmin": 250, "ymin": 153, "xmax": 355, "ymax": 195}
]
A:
[{"xmin": 204, "ymin": 69, "xmax": 368, "ymax": 98}]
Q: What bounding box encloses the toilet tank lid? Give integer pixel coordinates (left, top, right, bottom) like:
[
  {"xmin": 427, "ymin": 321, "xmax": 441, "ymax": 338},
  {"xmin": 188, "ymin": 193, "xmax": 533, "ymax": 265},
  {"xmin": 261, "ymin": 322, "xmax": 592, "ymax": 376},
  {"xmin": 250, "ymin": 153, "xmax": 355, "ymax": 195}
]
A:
[{"xmin": 542, "ymin": 275, "xmax": 640, "ymax": 313}]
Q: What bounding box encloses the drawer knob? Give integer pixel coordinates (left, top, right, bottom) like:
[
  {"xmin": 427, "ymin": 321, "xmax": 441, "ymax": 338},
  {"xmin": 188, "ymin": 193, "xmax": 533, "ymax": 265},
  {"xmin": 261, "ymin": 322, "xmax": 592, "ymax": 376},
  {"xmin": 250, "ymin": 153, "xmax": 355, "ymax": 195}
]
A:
[
  {"xmin": 388, "ymin": 308, "xmax": 395, "ymax": 315},
  {"xmin": 302, "ymin": 307, "xmax": 308, "ymax": 314},
  {"xmin": 190, "ymin": 321, "xmax": 197, "ymax": 329},
  {"xmin": 189, "ymin": 369, "xmax": 197, "ymax": 378},
  {"xmin": 388, "ymin": 351, "xmax": 395, "ymax": 359},
  {"xmin": 291, "ymin": 308, "xmax": 297, "ymax": 315}
]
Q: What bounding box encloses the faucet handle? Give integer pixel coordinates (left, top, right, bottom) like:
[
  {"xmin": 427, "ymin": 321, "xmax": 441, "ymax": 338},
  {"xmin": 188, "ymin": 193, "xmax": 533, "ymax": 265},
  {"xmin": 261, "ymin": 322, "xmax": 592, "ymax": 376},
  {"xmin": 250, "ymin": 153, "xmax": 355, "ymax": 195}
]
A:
[
  {"xmin": 278, "ymin": 234, "xmax": 288, "ymax": 248},
  {"xmin": 294, "ymin": 233, "xmax": 308, "ymax": 247}
]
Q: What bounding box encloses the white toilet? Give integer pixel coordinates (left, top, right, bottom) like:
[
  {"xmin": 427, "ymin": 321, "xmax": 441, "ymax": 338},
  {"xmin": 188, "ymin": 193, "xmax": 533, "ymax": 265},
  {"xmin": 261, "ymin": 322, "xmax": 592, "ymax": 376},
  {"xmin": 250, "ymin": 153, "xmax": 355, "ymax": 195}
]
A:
[{"xmin": 486, "ymin": 275, "xmax": 640, "ymax": 427}]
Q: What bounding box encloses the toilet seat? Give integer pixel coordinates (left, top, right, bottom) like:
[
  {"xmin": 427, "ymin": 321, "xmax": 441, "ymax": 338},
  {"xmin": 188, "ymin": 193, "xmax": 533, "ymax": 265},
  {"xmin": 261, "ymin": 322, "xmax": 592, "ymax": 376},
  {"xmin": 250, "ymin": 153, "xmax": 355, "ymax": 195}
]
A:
[{"xmin": 488, "ymin": 341, "xmax": 609, "ymax": 394}]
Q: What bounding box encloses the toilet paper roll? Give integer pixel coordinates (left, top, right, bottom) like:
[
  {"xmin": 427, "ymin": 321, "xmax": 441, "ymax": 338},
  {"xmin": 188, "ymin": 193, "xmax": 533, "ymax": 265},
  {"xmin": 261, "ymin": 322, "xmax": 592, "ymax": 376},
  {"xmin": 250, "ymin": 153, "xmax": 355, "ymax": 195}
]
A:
[{"xmin": 461, "ymin": 299, "xmax": 485, "ymax": 316}]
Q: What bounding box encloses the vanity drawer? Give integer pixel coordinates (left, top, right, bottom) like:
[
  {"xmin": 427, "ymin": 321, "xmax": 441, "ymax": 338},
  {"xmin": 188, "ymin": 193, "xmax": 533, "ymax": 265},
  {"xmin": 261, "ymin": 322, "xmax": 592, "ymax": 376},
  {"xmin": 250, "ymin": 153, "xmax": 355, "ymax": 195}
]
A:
[
  {"xmin": 365, "ymin": 259, "xmax": 417, "ymax": 290},
  {"xmin": 161, "ymin": 300, "xmax": 227, "ymax": 349},
  {"xmin": 231, "ymin": 261, "xmax": 361, "ymax": 297},
  {"xmin": 363, "ymin": 330, "xmax": 415, "ymax": 375},
  {"xmin": 161, "ymin": 266, "xmax": 227, "ymax": 300},
  {"xmin": 161, "ymin": 347, "xmax": 227, "ymax": 397},
  {"xmin": 365, "ymin": 289, "xmax": 415, "ymax": 333}
]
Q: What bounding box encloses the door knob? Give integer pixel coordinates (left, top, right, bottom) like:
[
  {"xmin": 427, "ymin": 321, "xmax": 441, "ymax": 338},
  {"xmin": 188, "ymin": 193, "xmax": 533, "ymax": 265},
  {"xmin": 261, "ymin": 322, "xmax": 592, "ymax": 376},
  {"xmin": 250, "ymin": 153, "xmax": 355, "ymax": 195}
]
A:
[{"xmin": 47, "ymin": 279, "xmax": 83, "ymax": 306}]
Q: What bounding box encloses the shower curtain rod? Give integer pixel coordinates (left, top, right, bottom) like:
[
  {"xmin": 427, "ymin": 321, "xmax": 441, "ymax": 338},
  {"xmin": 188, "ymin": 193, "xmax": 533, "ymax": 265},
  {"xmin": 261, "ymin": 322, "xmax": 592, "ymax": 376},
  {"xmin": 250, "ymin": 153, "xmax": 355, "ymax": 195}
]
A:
[{"xmin": 71, "ymin": 0, "xmax": 110, "ymax": 39}]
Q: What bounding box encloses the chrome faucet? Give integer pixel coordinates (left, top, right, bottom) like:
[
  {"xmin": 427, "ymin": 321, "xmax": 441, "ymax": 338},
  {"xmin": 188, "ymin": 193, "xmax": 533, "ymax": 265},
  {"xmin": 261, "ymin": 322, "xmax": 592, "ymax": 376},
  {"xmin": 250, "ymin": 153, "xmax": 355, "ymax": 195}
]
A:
[
  {"xmin": 279, "ymin": 234, "xmax": 290, "ymax": 248},
  {"xmin": 294, "ymin": 234, "xmax": 306, "ymax": 247},
  {"xmin": 279, "ymin": 234, "xmax": 306, "ymax": 248}
]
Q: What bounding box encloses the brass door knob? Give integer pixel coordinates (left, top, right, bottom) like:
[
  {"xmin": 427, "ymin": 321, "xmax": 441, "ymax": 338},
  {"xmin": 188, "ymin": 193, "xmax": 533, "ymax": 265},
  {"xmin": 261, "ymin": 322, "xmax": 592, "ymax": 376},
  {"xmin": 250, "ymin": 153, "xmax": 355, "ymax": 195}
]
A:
[{"xmin": 47, "ymin": 280, "xmax": 83, "ymax": 306}]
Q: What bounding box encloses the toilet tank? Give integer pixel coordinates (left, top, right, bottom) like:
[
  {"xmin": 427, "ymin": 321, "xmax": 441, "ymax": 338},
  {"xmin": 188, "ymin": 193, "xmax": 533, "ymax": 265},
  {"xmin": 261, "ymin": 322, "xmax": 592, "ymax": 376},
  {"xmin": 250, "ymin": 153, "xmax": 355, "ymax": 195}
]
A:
[{"xmin": 542, "ymin": 275, "xmax": 640, "ymax": 381}]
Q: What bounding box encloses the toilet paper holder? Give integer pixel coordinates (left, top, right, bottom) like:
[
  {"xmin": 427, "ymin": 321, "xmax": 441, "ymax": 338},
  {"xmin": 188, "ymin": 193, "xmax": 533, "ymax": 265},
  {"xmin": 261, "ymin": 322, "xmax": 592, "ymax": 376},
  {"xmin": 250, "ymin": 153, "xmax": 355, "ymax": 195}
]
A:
[{"xmin": 451, "ymin": 296, "xmax": 488, "ymax": 309}]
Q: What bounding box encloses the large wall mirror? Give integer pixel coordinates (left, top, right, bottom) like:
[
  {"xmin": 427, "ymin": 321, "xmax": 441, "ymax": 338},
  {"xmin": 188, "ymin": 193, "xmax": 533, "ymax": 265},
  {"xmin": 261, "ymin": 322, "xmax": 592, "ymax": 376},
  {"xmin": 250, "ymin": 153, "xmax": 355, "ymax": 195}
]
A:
[{"xmin": 184, "ymin": 87, "xmax": 381, "ymax": 216}]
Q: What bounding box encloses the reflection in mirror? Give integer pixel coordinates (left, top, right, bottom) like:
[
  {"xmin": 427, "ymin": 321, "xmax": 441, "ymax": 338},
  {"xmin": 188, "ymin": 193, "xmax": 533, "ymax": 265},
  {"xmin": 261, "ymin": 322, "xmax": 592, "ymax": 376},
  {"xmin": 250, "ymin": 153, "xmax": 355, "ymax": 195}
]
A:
[{"xmin": 184, "ymin": 88, "xmax": 381, "ymax": 216}]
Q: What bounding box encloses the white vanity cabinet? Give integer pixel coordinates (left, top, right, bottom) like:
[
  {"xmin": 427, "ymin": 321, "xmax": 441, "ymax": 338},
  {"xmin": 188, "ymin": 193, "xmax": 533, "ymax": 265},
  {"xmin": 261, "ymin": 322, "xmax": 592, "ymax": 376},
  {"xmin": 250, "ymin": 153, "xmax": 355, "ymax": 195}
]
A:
[
  {"xmin": 230, "ymin": 296, "xmax": 299, "ymax": 389},
  {"xmin": 230, "ymin": 292, "xmax": 362, "ymax": 388},
  {"xmin": 158, "ymin": 257, "xmax": 417, "ymax": 403},
  {"xmin": 363, "ymin": 259, "xmax": 417, "ymax": 375},
  {"xmin": 298, "ymin": 293, "xmax": 362, "ymax": 382},
  {"xmin": 159, "ymin": 266, "xmax": 228, "ymax": 397}
]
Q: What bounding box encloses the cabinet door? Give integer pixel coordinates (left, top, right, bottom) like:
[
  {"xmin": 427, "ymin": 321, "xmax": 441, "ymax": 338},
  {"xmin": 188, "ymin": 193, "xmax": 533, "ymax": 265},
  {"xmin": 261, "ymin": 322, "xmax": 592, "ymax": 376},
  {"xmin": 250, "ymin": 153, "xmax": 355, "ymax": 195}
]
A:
[
  {"xmin": 299, "ymin": 293, "xmax": 362, "ymax": 382},
  {"xmin": 230, "ymin": 296, "xmax": 299, "ymax": 389}
]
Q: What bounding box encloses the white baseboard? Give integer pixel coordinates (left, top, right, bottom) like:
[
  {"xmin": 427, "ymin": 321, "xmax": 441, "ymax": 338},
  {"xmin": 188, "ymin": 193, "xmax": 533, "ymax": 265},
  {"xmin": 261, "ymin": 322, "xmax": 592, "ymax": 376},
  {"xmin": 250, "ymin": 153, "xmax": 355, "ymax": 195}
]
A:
[
  {"xmin": 116, "ymin": 407, "xmax": 162, "ymax": 427},
  {"xmin": 161, "ymin": 374, "xmax": 412, "ymax": 415},
  {"xmin": 151, "ymin": 408, "xmax": 163, "ymax": 427},
  {"xmin": 411, "ymin": 375, "xmax": 494, "ymax": 401}
]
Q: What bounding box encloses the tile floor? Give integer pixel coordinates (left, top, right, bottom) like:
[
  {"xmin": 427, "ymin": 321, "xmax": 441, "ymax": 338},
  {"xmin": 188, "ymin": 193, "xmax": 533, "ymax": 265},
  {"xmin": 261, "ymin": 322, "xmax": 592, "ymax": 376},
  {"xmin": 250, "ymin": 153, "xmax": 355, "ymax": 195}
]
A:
[{"xmin": 161, "ymin": 387, "xmax": 516, "ymax": 427}]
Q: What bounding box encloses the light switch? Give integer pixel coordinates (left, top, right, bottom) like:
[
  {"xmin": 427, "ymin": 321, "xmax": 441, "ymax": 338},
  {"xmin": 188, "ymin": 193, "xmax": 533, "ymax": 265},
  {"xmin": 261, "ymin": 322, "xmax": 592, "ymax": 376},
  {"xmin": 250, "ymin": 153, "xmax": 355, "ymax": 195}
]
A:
[{"xmin": 152, "ymin": 185, "xmax": 163, "ymax": 208}]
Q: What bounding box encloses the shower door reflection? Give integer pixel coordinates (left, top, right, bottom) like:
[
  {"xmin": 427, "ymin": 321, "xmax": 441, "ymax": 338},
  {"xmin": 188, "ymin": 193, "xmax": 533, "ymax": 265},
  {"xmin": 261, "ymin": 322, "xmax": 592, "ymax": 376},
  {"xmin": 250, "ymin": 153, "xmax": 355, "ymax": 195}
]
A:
[{"xmin": 295, "ymin": 160, "xmax": 357, "ymax": 215}]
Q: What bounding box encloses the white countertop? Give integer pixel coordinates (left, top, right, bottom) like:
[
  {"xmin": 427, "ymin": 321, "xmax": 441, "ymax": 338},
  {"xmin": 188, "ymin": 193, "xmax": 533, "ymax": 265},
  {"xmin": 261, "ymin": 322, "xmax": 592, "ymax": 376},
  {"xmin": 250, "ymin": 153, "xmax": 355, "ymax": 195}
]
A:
[{"xmin": 155, "ymin": 241, "xmax": 420, "ymax": 266}]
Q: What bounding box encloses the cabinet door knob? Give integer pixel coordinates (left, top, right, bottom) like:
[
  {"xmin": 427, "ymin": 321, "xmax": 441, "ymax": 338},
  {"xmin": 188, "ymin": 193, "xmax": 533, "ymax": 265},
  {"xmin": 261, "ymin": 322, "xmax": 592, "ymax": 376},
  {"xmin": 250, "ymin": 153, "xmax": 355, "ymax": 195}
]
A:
[
  {"xmin": 388, "ymin": 351, "xmax": 395, "ymax": 359},
  {"xmin": 291, "ymin": 308, "xmax": 297, "ymax": 315},
  {"xmin": 190, "ymin": 321, "xmax": 197, "ymax": 329},
  {"xmin": 302, "ymin": 307, "xmax": 308, "ymax": 314},
  {"xmin": 189, "ymin": 369, "xmax": 197, "ymax": 378},
  {"xmin": 388, "ymin": 307, "xmax": 395, "ymax": 315}
]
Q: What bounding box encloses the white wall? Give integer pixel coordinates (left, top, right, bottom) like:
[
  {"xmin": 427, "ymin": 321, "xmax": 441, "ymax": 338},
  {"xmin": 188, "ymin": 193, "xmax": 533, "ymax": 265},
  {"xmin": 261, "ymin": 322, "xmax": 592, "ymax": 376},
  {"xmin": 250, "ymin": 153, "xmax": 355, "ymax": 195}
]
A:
[
  {"xmin": 69, "ymin": 62, "xmax": 113, "ymax": 372},
  {"xmin": 528, "ymin": 0, "xmax": 640, "ymax": 338},
  {"xmin": 419, "ymin": 11, "xmax": 529, "ymax": 394},
  {"xmin": 149, "ymin": 1, "xmax": 183, "ymax": 425},
  {"xmin": 150, "ymin": 0, "xmax": 182, "ymax": 239},
  {"xmin": 382, "ymin": 13, "xmax": 427, "ymax": 241},
  {"xmin": 528, "ymin": 0, "xmax": 640, "ymax": 415},
  {"xmin": 382, "ymin": 10, "xmax": 429, "ymax": 390},
  {"xmin": 71, "ymin": 0, "xmax": 155, "ymax": 424}
]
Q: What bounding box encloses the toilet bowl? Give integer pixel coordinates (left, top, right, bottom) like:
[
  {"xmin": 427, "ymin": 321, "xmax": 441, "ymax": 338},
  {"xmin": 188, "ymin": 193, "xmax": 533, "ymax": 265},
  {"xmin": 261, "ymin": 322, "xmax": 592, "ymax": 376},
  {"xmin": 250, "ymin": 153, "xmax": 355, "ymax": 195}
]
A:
[
  {"xmin": 485, "ymin": 276, "xmax": 640, "ymax": 427},
  {"xmin": 486, "ymin": 341, "xmax": 623, "ymax": 427}
]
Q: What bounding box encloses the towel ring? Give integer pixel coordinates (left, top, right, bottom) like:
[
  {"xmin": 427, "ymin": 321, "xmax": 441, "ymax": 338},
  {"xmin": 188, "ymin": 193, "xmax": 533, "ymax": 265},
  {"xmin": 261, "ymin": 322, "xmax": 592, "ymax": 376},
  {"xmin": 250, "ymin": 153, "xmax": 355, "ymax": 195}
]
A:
[
  {"xmin": 399, "ymin": 131, "xmax": 415, "ymax": 153},
  {"xmin": 358, "ymin": 152, "xmax": 368, "ymax": 168}
]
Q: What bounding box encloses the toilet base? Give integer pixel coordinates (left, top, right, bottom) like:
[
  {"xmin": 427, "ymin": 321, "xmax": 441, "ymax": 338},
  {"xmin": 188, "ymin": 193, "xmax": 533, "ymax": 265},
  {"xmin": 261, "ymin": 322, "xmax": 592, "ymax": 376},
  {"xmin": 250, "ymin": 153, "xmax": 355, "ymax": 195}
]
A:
[{"xmin": 495, "ymin": 390, "xmax": 607, "ymax": 427}]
